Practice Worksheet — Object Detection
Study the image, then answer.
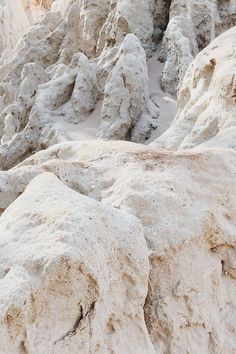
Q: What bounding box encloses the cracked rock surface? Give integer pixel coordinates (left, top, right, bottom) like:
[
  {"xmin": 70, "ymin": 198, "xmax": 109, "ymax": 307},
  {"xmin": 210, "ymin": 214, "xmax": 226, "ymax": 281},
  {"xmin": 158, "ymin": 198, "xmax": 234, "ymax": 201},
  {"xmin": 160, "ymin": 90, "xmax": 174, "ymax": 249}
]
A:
[
  {"xmin": 1, "ymin": 139, "xmax": 236, "ymax": 353},
  {"xmin": 0, "ymin": 172, "xmax": 152, "ymax": 354},
  {"xmin": 0, "ymin": 1, "xmax": 236, "ymax": 353}
]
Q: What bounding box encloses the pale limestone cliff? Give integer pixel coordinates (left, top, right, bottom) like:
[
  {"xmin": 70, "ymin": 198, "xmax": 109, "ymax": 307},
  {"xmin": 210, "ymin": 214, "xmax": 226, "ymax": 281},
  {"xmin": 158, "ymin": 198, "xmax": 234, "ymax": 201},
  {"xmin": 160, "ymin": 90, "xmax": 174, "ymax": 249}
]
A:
[
  {"xmin": 0, "ymin": 0, "xmax": 235, "ymax": 164},
  {"xmin": 0, "ymin": 1, "xmax": 236, "ymax": 354},
  {"xmin": 154, "ymin": 27, "xmax": 236, "ymax": 150},
  {"xmin": 0, "ymin": 0, "xmax": 52, "ymax": 60},
  {"xmin": 1, "ymin": 139, "xmax": 236, "ymax": 353},
  {"xmin": 160, "ymin": 0, "xmax": 236, "ymax": 93},
  {"xmin": 98, "ymin": 34, "xmax": 159, "ymax": 142},
  {"xmin": 0, "ymin": 172, "xmax": 153, "ymax": 354}
]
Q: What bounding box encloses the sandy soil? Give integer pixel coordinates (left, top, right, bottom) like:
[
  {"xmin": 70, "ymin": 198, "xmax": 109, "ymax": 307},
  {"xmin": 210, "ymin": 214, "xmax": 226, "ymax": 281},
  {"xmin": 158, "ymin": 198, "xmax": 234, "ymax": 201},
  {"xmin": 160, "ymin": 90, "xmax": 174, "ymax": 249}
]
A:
[
  {"xmin": 146, "ymin": 43, "xmax": 177, "ymax": 143},
  {"xmin": 58, "ymin": 100, "xmax": 102, "ymax": 141},
  {"xmin": 57, "ymin": 44, "xmax": 177, "ymax": 143}
]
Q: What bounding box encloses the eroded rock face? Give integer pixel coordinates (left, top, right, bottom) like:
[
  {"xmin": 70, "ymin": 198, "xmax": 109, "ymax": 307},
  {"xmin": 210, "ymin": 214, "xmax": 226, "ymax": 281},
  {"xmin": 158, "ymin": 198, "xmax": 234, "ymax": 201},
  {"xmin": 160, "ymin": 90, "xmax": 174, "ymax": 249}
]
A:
[
  {"xmin": 0, "ymin": 1, "xmax": 236, "ymax": 353},
  {"xmin": 0, "ymin": 0, "xmax": 52, "ymax": 60},
  {"xmin": 99, "ymin": 34, "xmax": 159, "ymax": 142},
  {"xmin": 0, "ymin": 0, "xmax": 234, "ymax": 169},
  {"xmin": 1, "ymin": 140, "xmax": 236, "ymax": 353},
  {"xmin": 160, "ymin": 0, "xmax": 236, "ymax": 94},
  {"xmin": 154, "ymin": 27, "xmax": 236, "ymax": 150},
  {"xmin": 0, "ymin": 0, "xmax": 164, "ymax": 169},
  {"xmin": 0, "ymin": 172, "xmax": 153, "ymax": 354}
]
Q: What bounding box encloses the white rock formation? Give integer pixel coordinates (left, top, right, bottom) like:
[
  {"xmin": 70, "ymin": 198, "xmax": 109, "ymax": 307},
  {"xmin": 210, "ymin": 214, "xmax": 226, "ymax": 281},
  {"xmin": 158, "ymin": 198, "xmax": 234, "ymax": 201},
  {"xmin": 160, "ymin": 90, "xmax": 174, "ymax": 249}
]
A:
[
  {"xmin": 0, "ymin": 0, "xmax": 52, "ymax": 60},
  {"xmin": 0, "ymin": 1, "xmax": 236, "ymax": 353},
  {"xmin": 0, "ymin": 172, "xmax": 154, "ymax": 354},
  {"xmin": 0, "ymin": 0, "xmax": 235, "ymax": 167},
  {"xmin": 0, "ymin": 1, "xmax": 166, "ymax": 168},
  {"xmin": 160, "ymin": 0, "xmax": 236, "ymax": 94},
  {"xmin": 154, "ymin": 27, "xmax": 236, "ymax": 150},
  {"xmin": 1, "ymin": 138, "xmax": 236, "ymax": 353},
  {"xmin": 99, "ymin": 34, "xmax": 158, "ymax": 142}
]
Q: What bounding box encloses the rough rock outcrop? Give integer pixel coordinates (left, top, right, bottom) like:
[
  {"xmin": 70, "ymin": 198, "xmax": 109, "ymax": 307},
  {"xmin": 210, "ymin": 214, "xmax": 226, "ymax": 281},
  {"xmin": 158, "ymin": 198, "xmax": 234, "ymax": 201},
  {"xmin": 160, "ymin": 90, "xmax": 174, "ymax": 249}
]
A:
[
  {"xmin": 154, "ymin": 27, "xmax": 236, "ymax": 150},
  {"xmin": 1, "ymin": 139, "xmax": 236, "ymax": 353},
  {"xmin": 0, "ymin": 172, "xmax": 153, "ymax": 354},
  {"xmin": 99, "ymin": 34, "xmax": 158, "ymax": 142},
  {"xmin": 160, "ymin": 0, "xmax": 236, "ymax": 93},
  {"xmin": 0, "ymin": 2, "xmax": 236, "ymax": 354},
  {"xmin": 0, "ymin": 0, "xmax": 52, "ymax": 60},
  {"xmin": 0, "ymin": 1, "xmax": 163, "ymax": 169},
  {"xmin": 0, "ymin": 1, "xmax": 235, "ymax": 167}
]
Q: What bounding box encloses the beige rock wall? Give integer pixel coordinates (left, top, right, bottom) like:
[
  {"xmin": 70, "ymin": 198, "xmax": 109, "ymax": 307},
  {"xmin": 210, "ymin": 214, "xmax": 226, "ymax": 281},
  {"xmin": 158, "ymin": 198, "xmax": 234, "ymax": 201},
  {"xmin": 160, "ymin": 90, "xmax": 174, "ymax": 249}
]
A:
[
  {"xmin": 0, "ymin": 172, "xmax": 154, "ymax": 354},
  {"xmin": 160, "ymin": 0, "xmax": 236, "ymax": 93},
  {"xmin": 1, "ymin": 139, "xmax": 236, "ymax": 353},
  {"xmin": 154, "ymin": 27, "xmax": 236, "ymax": 150},
  {"xmin": 0, "ymin": 0, "xmax": 52, "ymax": 59},
  {"xmin": 0, "ymin": 2, "xmax": 236, "ymax": 353},
  {"xmin": 0, "ymin": 0, "xmax": 235, "ymax": 167}
]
